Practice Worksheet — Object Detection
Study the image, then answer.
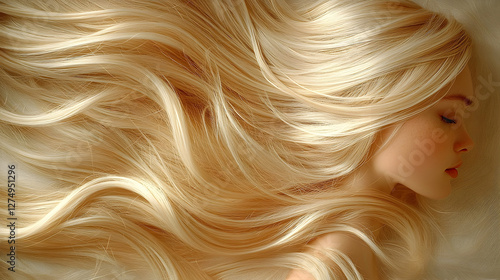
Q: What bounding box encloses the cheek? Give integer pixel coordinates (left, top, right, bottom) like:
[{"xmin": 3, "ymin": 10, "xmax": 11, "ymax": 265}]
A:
[
  {"xmin": 374, "ymin": 122, "xmax": 452, "ymax": 189},
  {"xmin": 374, "ymin": 124, "xmax": 431, "ymax": 179},
  {"xmin": 384, "ymin": 134, "xmax": 453, "ymax": 199}
]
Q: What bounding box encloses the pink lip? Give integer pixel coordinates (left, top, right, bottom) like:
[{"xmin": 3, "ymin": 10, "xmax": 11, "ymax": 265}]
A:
[
  {"xmin": 445, "ymin": 161, "xmax": 462, "ymax": 178},
  {"xmin": 445, "ymin": 168, "xmax": 458, "ymax": 178}
]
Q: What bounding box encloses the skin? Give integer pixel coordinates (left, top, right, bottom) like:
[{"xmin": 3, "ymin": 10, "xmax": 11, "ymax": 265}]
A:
[
  {"xmin": 287, "ymin": 66, "xmax": 475, "ymax": 280},
  {"xmin": 346, "ymin": 65, "xmax": 475, "ymax": 200}
]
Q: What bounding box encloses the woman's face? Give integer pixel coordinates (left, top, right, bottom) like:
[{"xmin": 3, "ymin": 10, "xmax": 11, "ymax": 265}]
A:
[{"xmin": 357, "ymin": 66, "xmax": 476, "ymax": 199}]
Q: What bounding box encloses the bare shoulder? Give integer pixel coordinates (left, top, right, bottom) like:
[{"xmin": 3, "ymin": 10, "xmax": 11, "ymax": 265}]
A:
[
  {"xmin": 314, "ymin": 232, "xmax": 379, "ymax": 279},
  {"xmin": 287, "ymin": 232, "xmax": 379, "ymax": 280}
]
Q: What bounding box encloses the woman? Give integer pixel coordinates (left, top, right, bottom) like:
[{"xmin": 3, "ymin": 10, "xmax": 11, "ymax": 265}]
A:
[
  {"xmin": 287, "ymin": 65, "xmax": 475, "ymax": 279},
  {"xmin": 0, "ymin": 0, "xmax": 475, "ymax": 279}
]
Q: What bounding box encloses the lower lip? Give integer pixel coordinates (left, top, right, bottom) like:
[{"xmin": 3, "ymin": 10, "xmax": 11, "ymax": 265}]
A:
[{"xmin": 445, "ymin": 168, "xmax": 458, "ymax": 178}]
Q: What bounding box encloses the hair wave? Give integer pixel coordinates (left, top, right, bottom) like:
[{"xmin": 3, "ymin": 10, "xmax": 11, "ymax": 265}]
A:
[{"xmin": 0, "ymin": 0, "xmax": 471, "ymax": 279}]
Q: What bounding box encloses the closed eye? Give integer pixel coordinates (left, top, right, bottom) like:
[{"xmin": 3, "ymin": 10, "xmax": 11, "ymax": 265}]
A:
[{"xmin": 441, "ymin": 116, "xmax": 457, "ymax": 124}]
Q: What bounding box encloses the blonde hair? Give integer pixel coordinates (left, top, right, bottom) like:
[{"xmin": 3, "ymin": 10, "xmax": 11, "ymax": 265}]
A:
[{"xmin": 0, "ymin": 0, "xmax": 471, "ymax": 279}]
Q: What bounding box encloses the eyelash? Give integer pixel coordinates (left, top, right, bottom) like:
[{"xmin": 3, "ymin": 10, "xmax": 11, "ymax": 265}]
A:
[{"xmin": 441, "ymin": 116, "xmax": 457, "ymax": 124}]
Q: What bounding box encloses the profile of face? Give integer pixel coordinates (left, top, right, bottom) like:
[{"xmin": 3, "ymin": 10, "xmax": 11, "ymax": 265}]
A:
[{"xmin": 356, "ymin": 66, "xmax": 475, "ymax": 200}]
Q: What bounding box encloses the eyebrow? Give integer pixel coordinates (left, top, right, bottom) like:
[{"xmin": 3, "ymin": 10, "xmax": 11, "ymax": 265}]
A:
[{"xmin": 441, "ymin": 94, "xmax": 475, "ymax": 107}]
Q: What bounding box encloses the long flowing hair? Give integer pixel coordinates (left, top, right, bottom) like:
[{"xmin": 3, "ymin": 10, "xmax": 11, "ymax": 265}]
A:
[{"xmin": 0, "ymin": 0, "xmax": 471, "ymax": 279}]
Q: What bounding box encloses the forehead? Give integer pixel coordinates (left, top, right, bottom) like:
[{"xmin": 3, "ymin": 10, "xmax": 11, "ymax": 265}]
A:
[{"xmin": 447, "ymin": 66, "xmax": 474, "ymax": 96}]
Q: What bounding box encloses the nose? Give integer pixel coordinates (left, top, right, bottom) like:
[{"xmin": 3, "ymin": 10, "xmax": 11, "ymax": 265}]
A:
[{"xmin": 454, "ymin": 127, "xmax": 474, "ymax": 153}]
